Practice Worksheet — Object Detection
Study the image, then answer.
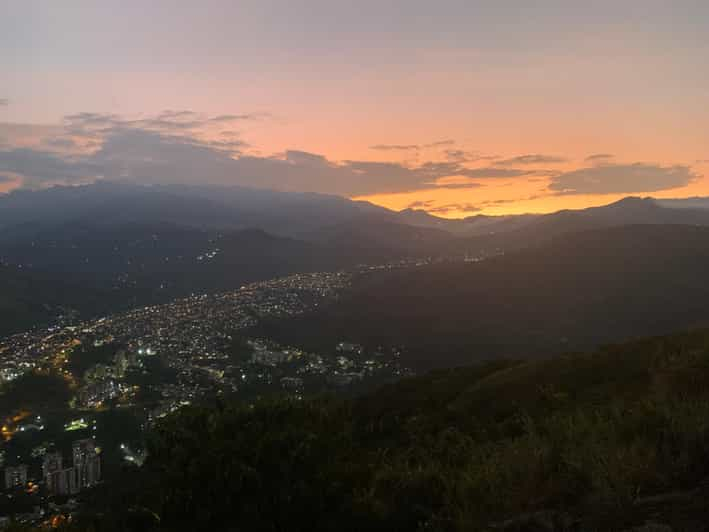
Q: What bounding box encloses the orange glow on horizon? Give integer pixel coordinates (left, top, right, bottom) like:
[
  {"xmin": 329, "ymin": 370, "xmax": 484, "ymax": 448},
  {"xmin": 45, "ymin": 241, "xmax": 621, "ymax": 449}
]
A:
[{"xmin": 355, "ymin": 163, "xmax": 709, "ymax": 218}]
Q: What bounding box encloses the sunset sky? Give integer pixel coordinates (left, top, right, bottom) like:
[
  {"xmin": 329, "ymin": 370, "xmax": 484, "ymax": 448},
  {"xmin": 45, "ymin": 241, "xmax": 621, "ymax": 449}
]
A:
[{"xmin": 1, "ymin": 0, "xmax": 708, "ymax": 217}]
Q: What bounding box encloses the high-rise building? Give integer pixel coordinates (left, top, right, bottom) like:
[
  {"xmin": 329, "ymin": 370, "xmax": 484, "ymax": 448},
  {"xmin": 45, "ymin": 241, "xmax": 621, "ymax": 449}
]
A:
[
  {"xmin": 43, "ymin": 451, "xmax": 78, "ymax": 496},
  {"xmin": 72, "ymin": 439, "xmax": 101, "ymax": 489},
  {"xmin": 42, "ymin": 451, "xmax": 63, "ymax": 484},
  {"xmin": 43, "ymin": 440, "xmax": 101, "ymax": 496},
  {"xmin": 4, "ymin": 464, "xmax": 28, "ymax": 490}
]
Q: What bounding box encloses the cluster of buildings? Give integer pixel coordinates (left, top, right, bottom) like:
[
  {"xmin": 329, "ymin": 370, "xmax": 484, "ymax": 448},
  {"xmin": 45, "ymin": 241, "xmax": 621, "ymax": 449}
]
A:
[
  {"xmin": 0, "ymin": 269, "xmax": 413, "ymax": 516},
  {"xmin": 0, "ymin": 272, "xmax": 353, "ymax": 411},
  {"xmin": 76, "ymin": 349, "xmax": 144, "ymax": 408},
  {"xmin": 242, "ymin": 337, "xmax": 409, "ymax": 394},
  {"xmin": 0, "ymin": 271, "xmax": 352, "ymax": 384},
  {"xmin": 3, "ymin": 439, "xmax": 101, "ymax": 496},
  {"xmin": 43, "ymin": 439, "xmax": 101, "ymax": 496},
  {"xmin": 4, "ymin": 464, "xmax": 28, "ymax": 490}
]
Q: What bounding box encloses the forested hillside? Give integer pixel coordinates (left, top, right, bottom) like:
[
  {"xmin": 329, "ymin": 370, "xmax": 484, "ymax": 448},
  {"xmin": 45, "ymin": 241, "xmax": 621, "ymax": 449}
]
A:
[
  {"xmin": 257, "ymin": 224, "xmax": 709, "ymax": 368},
  {"xmin": 14, "ymin": 328, "xmax": 709, "ymax": 531}
]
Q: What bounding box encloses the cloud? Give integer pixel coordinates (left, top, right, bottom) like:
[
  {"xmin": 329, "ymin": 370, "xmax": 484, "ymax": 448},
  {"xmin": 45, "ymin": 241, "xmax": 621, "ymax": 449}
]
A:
[
  {"xmin": 444, "ymin": 149, "xmax": 471, "ymax": 163},
  {"xmin": 428, "ymin": 202, "xmax": 482, "ymax": 215},
  {"xmin": 64, "ymin": 112, "xmax": 120, "ymax": 126},
  {"xmin": 369, "ymin": 144, "xmax": 420, "ymax": 151},
  {"xmin": 369, "ymin": 139, "xmax": 455, "ymax": 152},
  {"xmin": 405, "ymin": 199, "xmax": 482, "ymax": 215},
  {"xmin": 430, "ymin": 176, "xmax": 484, "ymax": 189},
  {"xmin": 549, "ymin": 163, "xmax": 697, "ymax": 195},
  {"xmin": 0, "ymin": 117, "xmax": 483, "ymax": 195},
  {"xmin": 157, "ymin": 110, "xmax": 196, "ymax": 119},
  {"xmin": 42, "ymin": 137, "xmax": 80, "ymax": 150},
  {"xmin": 0, "ymin": 148, "xmax": 101, "ymax": 189},
  {"xmin": 459, "ymin": 167, "xmax": 533, "ymax": 178},
  {"xmin": 424, "ymin": 139, "xmax": 455, "ymax": 148},
  {"xmin": 209, "ymin": 113, "xmax": 266, "ymax": 122},
  {"xmin": 0, "ymin": 124, "xmax": 518, "ymax": 195},
  {"xmin": 61, "ymin": 110, "xmax": 265, "ymax": 149},
  {"xmin": 475, "ymin": 194, "xmax": 547, "ymax": 207},
  {"xmin": 283, "ymin": 150, "xmax": 330, "ymax": 166},
  {"xmin": 443, "ymin": 149, "xmax": 498, "ymax": 164},
  {"xmin": 496, "ymin": 154, "xmax": 567, "ymax": 165},
  {"xmin": 0, "ymin": 117, "xmax": 534, "ymax": 196},
  {"xmin": 6, "ymin": 111, "xmax": 694, "ymax": 200},
  {"xmin": 585, "ymin": 153, "xmax": 614, "ymax": 163},
  {"xmin": 406, "ymin": 200, "xmax": 436, "ymax": 210}
]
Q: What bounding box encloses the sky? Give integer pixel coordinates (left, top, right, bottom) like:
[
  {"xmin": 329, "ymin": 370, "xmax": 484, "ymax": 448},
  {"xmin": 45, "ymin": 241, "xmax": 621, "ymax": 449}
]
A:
[{"xmin": 1, "ymin": 0, "xmax": 708, "ymax": 217}]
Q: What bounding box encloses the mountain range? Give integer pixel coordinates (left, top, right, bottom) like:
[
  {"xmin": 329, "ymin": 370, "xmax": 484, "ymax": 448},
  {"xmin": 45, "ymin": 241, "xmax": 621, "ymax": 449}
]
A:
[
  {"xmin": 4, "ymin": 182, "xmax": 709, "ymax": 243},
  {"xmin": 3, "ymin": 182, "xmax": 709, "ymax": 338}
]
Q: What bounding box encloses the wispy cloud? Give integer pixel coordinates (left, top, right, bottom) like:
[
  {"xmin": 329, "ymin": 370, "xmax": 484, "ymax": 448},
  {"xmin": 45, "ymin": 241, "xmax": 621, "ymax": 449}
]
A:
[
  {"xmin": 444, "ymin": 149, "xmax": 471, "ymax": 163},
  {"xmin": 209, "ymin": 113, "xmax": 270, "ymax": 122},
  {"xmin": 474, "ymin": 194, "xmax": 546, "ymax": 207},
  {"xmin": 369, "ymin": 139, "xmax": 455, "ymax": 151},
  {"xmin": 428, "ymin": 176, "xmax": 485, "ymax": 189},
  {"xmin": 60, "ymin": 110, "xmax": 266, "ymax": 153},
  {"xmin": 369, "ymin": 139, "xmax": 455, "ymax": 152},
  {"xmin": 496, "ymin": 154, "xmax": 567, "ymax": 166},
  {"xmin": 424, "ymin": 139, "xmax": 455, "ymax": 148},
  {"xmin": 585, "ymin": 153, "xmax": 614, "ymax": 163},
  {"xmin": 406, "ymin": 199, "xmax": 436, "ymax": 210},
  {"xmin": 443, "ymin": 149, "xmax": 498, "ymax": 164},
  {"xmin": 369, "ymin": 144, "xmax": 420, "ymax": 152},
  {"xmin": 428, "ymin": 202, "xmax": 482, "ymax": 215},
  {"xmin": 460, "ymin": 167, "xmax": 533, "ymax": 178}
]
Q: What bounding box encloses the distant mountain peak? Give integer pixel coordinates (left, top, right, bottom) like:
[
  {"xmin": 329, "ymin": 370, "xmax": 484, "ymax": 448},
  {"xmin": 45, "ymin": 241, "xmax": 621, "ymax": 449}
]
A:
[{"xmin": 608, "ymin": 196, "xmax": 657, "ymax": 207}]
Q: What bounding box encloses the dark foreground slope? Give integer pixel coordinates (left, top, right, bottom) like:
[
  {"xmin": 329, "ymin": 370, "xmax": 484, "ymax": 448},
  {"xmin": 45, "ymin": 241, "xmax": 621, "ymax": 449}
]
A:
[
  {"xmin": 23, "ymin": 328, "xmax": 709, "ymax": 531},
  {"xmin": 257, "ymin": 224, "xmax": 709, "ymax": 369}
]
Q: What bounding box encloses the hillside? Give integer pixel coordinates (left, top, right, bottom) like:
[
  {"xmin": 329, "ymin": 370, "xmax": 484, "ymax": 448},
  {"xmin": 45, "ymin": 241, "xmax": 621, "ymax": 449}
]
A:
[
  {"xmin": 0, "ymin": 227, "xmax": 327, "ymax": 337},
  {"xmin": 27, "ymin": 328, "xmax": 709, "ymax": 531},
  {"xmin": 256, "ymin": 225, "xmax": 709, "ymax": 368},
  {"xmin": 0, "ymin": 181, "xmax": 395, "ymax": 239},
  {"xmin": 0, "ymin": 264, "xmax": 111, "ymax": 337},
  {"xmin": 6, "ymin": 187, "xmax": 709, "ymax": 342},
  {"xmin": 0, "ymin": 220, "xmax": 455, "ymax": 338}
]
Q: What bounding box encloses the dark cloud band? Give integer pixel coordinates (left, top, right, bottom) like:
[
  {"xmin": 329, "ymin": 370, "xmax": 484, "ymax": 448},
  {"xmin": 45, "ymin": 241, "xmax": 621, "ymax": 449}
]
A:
[{"xmin": 550, "ymin": 163, "xmax": 697, "ymax": 195}]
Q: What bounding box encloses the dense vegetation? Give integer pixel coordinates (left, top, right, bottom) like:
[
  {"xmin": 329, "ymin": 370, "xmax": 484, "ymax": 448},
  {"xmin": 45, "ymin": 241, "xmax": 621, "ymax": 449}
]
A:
[
  {"xmin": 258, "ymin": 224, "xmax": 709, "ymax": 369},
  {"xmin": 13, "ymin": 328, "xmax": 709, "ymax": 531}
]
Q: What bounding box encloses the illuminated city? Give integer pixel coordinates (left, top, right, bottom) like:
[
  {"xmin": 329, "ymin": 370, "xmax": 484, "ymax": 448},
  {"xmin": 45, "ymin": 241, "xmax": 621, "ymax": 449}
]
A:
[{"xmin": 0, "ymin": 267, "xmax": 416, "ymax": 526}]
